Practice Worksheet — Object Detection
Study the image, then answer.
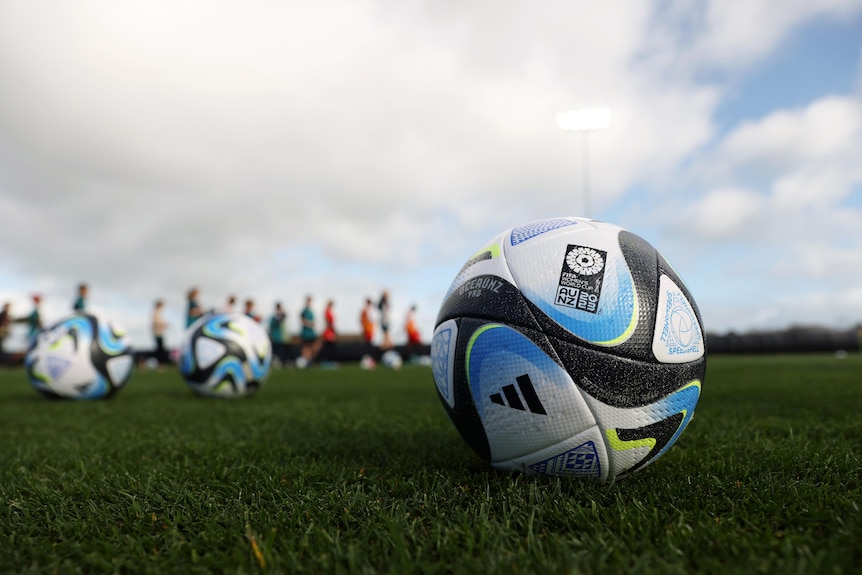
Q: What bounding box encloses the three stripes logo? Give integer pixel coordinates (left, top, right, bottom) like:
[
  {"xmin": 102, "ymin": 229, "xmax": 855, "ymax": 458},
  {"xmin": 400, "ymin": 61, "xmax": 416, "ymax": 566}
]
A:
[{"xmin": 489, "ymin": 374, "xmax": 547, "ymax": 415}]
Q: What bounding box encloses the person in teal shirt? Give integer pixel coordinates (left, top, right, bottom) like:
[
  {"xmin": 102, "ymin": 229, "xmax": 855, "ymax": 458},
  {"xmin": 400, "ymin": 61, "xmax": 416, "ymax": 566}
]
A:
[
  {"xmin": 72, "ymin": 283, "xmax": 88, "ymax": 313},
  {"xmin": 299, "ymin": 296, "xmax": 318, "ymax": 366},
  {"xmin": 186, "ymin": 287, "xmax": 203, "ymax": 328},
  {"xmin": 25, "ymin": 294, "xmax": 42, "ymax": 345},
  {"xmin": 269, "ymin": 302, "xmax": 287, "ymax": 366}
]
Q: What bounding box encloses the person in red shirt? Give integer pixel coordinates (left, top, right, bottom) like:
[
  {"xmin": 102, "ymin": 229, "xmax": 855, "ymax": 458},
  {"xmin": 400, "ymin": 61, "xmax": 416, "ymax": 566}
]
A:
[
  {"xmin": 405, "ymin": 304, "xmax": 422, "ymax": 355},
  {"xmin": 360, "ymin": 298, "xmax": 375, "ymax": 348},
  {"xmin": 320, "ymin": 299, "xmax": 337, "ymax": 368}
]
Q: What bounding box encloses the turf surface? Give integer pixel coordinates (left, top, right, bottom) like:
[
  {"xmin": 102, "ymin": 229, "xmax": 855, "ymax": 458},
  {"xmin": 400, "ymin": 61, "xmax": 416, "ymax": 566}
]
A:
[{"xmin": 0, "ymin": 354, "xmax": 860, "ymax": 574}]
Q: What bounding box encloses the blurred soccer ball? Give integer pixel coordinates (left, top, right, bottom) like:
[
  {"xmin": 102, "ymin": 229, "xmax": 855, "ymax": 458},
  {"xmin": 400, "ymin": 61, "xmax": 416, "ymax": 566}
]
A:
[
  {"xmin": 359, "ymin": 354, "xmax": 376, "ymax": 370},
  {"xmin": 179, "ymin": 313, "xmax": 272, "ymax": 398},
  {"xmin": 25, "ymin": 313, "xmax": 134, "ymax": 400},
  {"xmin": 431, "ymin": 217, "xmax": 706, "ymax": 481},
  {"xmin": 381, "ymin": 350, "xmax": 403, "ymax": 370}
]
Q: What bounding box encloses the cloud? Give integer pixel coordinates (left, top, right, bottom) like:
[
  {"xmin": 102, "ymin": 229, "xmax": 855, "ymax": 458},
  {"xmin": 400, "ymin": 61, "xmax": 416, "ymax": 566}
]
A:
[
  {"xmin": 655, "ymin": 91, "xmax": 862, "ymax": 332},
  {"xmin": 1, "ymin": 1, "xmax": 860, "ymax": 348},
  {"xmin": 654, "ymin": 0, "xmax": 862, "ymax": 69}
]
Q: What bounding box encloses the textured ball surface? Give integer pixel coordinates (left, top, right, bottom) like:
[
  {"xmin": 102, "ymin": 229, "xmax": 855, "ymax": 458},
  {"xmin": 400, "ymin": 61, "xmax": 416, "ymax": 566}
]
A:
[
  {"xmin": 179, "ymin": 313, "xmax": 272, "ymax": 398},
  {"xmin": 431, "ymin": 217, "xmax": 706, "ymax": 480},
  {"xmin": 25, "ymin": 313, "xmax": 134, "ymax": 400}
]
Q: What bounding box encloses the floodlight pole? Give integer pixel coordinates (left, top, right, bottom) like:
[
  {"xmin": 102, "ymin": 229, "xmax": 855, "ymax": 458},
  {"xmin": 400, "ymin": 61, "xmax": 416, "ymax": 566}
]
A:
[
  {"xmin": 581, "ymin": 131, "xmax": 591, "ymax": 218},
  {"xmin": 556, "ymin": 107, "xmax": 610, "ymax": 219}
]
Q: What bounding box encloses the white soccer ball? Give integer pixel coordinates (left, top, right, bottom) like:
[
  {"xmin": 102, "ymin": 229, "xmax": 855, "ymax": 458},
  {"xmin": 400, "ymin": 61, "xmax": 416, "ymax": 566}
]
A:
[
  {"xmin": 359, "ymin": 354, "xmax": 376, "ymax": 370},
  {"xmin": 25, "ymin": 313, "xmax": 134, "ymax": 400},
  {"xmin": 381, "ymin": 350, "xmax": 403, "ymax": 370},
  {"xmin": 431, "ymin": 217, "xmax": 706, "ymax": 481},
  {"xmin": 178, "ymin": 313, "xmax": 272, "ymax": 398}
]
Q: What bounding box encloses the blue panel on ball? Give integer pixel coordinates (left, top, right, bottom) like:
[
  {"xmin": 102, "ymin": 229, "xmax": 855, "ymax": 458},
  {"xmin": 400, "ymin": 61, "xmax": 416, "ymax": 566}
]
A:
[
  {"xmin": 523, "ymin": 258, "xmax": 637, "ymax": 346},
  {"xmin": 431, "ymin": 324, "xmax": 455, "ymax": 404},
  {"xmin": 510, "ymin": 218, "xmax": 578, "ymax": 246},
  {"xmin": 97, "ymin": 322, "xmax": 127, "ymax": 355},
  {"xmin": 646, "ymin": 381, "xmax": 701, "ymax": 461},
  {"xmin": 78, "ymin": 373, "xmax": 109, "ymax": 399},
  {"xmin": 62, "ymin": 316, "xmax": 95, "ymax": 351},
  {"xmin": 528, "ymin": 441, "xmax": 601, "ymax": 479},
  {"xmin": 247, "ymin": 353, "xmax": 271, "ymax": 381},
  {"xmin": 202, "ymin": 314, "xmax": 234, "ymax": 339},
  {"xmin": 211, "ymin": 356, "xmax": 246, "ymax": 388},
  {"xmin": 465, "ymin": 323, "xmax": 568, "ymax": 415}
]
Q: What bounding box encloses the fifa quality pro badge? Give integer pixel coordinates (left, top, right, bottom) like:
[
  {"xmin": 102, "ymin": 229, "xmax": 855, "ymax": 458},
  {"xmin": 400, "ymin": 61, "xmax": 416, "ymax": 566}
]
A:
[{"xmin": 555, "ymin": 245, "xmax": 606, "ymax": 313}]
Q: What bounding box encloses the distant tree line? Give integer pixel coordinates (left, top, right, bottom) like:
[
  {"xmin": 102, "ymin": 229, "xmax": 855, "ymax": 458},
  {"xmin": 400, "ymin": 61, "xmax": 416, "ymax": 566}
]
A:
[{"xmin": 706, "ymin": 325, "xmax": 861, "ymax": 354}]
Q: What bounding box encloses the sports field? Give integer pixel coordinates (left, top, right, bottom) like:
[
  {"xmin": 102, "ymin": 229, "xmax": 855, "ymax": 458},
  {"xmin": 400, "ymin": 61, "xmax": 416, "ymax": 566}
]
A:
[{"xmin": 1, "ymin": 353, "xmax": 860, "ymax": 574}]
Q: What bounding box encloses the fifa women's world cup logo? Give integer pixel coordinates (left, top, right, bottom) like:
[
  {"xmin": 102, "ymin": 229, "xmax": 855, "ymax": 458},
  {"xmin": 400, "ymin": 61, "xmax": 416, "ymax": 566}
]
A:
[{"xmin": 555, "ymin": 245, "xmax": 607, "ymax": 314}]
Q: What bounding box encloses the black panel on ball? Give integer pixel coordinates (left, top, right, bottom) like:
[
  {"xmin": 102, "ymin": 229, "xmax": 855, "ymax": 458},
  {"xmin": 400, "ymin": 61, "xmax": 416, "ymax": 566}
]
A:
[
  {"xmin": 613, "ymin": 230, "xmax": 661, "ymax": 361},
  {"xmin": 86, "ymin": 315, "xmax": 121, "ymax": 397},
  {"xmin": 437, "ymin": 317, "xmax": 491, "ymax": 461},
  {"xmin": 549, "ymin": 334, "xmax": 706, "ymax": 408},
  {"xmin": 435, "ymin": 276, "xmax": 541, "ymax": 332}
]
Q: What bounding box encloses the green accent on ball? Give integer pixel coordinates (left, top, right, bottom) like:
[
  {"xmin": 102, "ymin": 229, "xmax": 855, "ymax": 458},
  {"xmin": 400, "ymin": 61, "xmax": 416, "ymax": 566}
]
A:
[
  {"xmin": 594, "ymin": 281, "xmax": 639, "ymax": 347},
  {"xmin": 472, "ymin": 243, "xmax": 500, "ymax": 259},
  {"xmin": 465, "ymin": 323, "xmax": 504, "ymax": 390},
  {"xmin": 49, "ymin": 335, "xmax": 71, "ymax": 351},
  {"xmin": 214, "ymin": 380, "xmax": 232, "ymax": 393},
  {"xmin": 30, "ymin": 368, "xmax": 50, "ymax": 385},
  {"xmin": 606, "ymin": 428, "xmax": 656, "ymax": 452}
]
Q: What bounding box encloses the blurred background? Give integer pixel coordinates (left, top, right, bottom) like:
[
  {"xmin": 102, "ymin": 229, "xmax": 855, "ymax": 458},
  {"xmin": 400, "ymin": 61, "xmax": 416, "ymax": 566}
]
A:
[{"xmin": 1, "ymin": 0, "xmax": 860, "ymax": 355}]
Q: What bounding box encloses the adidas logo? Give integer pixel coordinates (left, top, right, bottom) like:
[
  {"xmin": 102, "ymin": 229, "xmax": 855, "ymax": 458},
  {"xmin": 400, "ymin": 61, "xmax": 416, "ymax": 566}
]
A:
[{"xmin": 489, "ymin": 374, "xmax": 547, "ymax": 415}]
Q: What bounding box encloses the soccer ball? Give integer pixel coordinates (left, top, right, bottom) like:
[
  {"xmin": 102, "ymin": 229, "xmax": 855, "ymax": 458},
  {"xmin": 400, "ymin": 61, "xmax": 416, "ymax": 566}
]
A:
[
  {"xmin": 431, "ymin": 217, "xmax": 706, "ymax": 480},
  {"xmin": 179, "ymin": 313, "xmax": 272, "ymax": 397},
  {"xmin": 381, "ymin": 350, "xmax": 403, "ymax": 370},
  {"xmin": 25, "ymin": 313, "xmax": 134, "ymax": 399}
]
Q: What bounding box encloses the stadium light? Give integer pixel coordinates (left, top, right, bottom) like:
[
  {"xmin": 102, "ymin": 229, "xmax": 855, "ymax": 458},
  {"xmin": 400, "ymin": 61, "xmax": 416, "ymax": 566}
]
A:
[{"xmin": 557, "ymin": 107, "xmax": 610, "ymax": 217}]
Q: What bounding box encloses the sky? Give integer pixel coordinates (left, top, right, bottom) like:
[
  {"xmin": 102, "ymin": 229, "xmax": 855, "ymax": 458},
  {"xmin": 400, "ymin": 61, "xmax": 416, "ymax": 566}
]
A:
[{"xmin": 1, "ymin": 0, "xmax": 861, "ymax": 352}]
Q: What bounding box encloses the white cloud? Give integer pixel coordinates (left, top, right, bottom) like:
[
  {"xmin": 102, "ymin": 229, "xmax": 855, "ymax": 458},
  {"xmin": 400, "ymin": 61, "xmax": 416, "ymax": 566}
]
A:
[
  {"xmin": 1, "ymin": 1, "xmax": 861, "ymax": 348},
  {"xmin": 657, "ymin": 0, "xmax": 862, "ymax": 68},
  {"xmin": 676, "ymin": 187, "xmax": 768, "ymax": 239}
]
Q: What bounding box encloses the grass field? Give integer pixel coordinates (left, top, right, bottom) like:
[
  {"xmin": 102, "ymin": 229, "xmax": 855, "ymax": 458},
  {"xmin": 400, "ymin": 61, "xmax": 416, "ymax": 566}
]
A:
[{"xmin": 1, "ymin": 354, "xmax": 860, "ymax": 574}]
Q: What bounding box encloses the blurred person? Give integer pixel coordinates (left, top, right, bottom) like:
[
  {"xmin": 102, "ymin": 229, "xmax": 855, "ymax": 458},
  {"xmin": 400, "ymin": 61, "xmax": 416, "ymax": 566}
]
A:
[
  {"xmin": 319, "ymin": 299, "xmax": 337, "ymax": 368},
  {"xmin": 269, "ymin": 302, "xmax": 287, "ymax": 366},
  {"xmin": 186, "ymin": 287, "xmax": 203, "ymax": 327},
  {"xmin": 73, "ymin": 283, "xmax": 88, "ymax": 313},
  {"xmin": 23, "ymin": 294, "xmax": 43, "ymax": 346},
  {"xmin": 299, "ymin": 296, "xmax": 318, "ymax": 365},
  {"xmin": 0, "ymin": 302, "xmax": 10, "ymax": 365},
  {"xmin": 360, "ymin": 297, "xmax": 375, "ymax": 355},
  {"xmin": 151, "ymin": 299, "xmax": 170, "ymax": 366},
  {"xmin": 224, "ymin": 294, "xmax": 237, "ymax": 313},
  {"xmin": 405, "ymin": 304, "xmax": 422, "ymax": 355},
  {"xmin": 244, "ymin": 299, "xmax": 261, "ymax": 322},
  {"xmin": 378, "ymin": 290, "xmax": 392, "ymax": 350}
]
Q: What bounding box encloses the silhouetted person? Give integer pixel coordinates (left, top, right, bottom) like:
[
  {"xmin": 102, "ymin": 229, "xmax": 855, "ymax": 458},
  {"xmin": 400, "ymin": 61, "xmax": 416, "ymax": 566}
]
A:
[
  {"xmin": 269, "ymin": 302, "xmax": 287, "ymax": 366},
  {"xmin": 320, "ymin": 299, "xmax": 337, "ymax": 368},
  {"xmin": 378, "ymin": 290, "xmax": 392, "ymax": 350},
  {"xmin": 299, "ymin": 296, "xmax": 318, "ymax": 365},
  {"xmin": 24, "ymin": 294, "xmax": 42, "ymax": 346},
  {"xmin": 405, "ymin": 304, "xmax": 422, "ymax": 356},
  {"xmin": 185, "ymin": 287, "xmax": 204, "ymax": 328},
  {"xmin": 73, "ymin": 283, "xmax": 88, "ymax": 313},
  {"xmin": 244, "ymin": 298, "xmax": 261, "ymax": 322},
  {"xmin": 0, "ymin": 302, "xmax": 10, "ymax": 365},
  {"xmin": 152, "ymin": 299, "xmax": 170, "ymax": 365},
  {"xmin": 360, "ymin": 297, "xmax": 375, "ymax": 357}
]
